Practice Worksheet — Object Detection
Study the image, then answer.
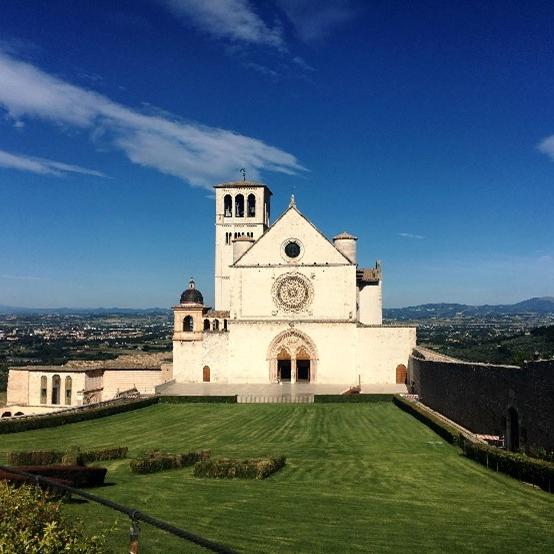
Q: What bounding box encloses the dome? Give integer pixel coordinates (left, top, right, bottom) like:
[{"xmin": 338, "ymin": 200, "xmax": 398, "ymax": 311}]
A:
[{"xmin": 180, "ymin": 278, "xmax": 204, "ymax": 305}]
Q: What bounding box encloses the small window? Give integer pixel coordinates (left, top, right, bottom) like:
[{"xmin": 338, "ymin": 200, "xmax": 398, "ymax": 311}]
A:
[
  {"xmin": 40, "ymin": 376, "xmax": 47, "ymax": 404},
  {"xmin": 183, "ymin": 316, "xmax": 194, "ymax": 332},
  {"xmin": 285, "ymin": 241, "xmax": 301, "ymax": 258},
  {"xmin": 204, "ymin": 319, "xmax": 211, "ymax": 330},
  {"xmin": 65, "ymin": 376, "xmax": 72, "ymax": 405},
  {"xmin": 235, "ymin": 194, "xmax": 244, "ymax": 217},
  {"xmin": 52, "ymin": 375, "xmax": 61, "ymax": 405},
  {"xmin": 212, "ymin": 319, "xmax": 220, "ymax": 331},
  {"xmin": 223, "ymin": 319, "xmax": 228, "ymax": 331}
]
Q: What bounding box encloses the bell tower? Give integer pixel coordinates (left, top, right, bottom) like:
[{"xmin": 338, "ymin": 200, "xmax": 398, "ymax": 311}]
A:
[{"xmin": 214, "ymin": 180, "xmax": 272, "ymax": 310}]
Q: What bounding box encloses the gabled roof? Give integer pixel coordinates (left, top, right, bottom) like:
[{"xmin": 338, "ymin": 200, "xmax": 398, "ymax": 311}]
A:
[{"xmin": 232, "ymin": 203, "xmax": 353, "ymax": 266}]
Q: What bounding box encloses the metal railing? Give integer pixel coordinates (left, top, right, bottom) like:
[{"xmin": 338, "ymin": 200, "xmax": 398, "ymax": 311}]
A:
[{"xmin": 0, "ymin": 465, "xmax": 236, "ymax": 553}]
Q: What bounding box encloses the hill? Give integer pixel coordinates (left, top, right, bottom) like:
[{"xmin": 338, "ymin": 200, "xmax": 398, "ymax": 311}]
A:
[{"xmin": 384, "ymin": 296, "xmax": 554, "ymax": 320}]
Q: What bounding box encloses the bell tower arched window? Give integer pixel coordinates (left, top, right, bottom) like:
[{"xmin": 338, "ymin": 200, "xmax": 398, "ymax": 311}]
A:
[
  {"xmin": 40, "ymin": 376, "xmax": 47, "ymax": 404},
  {"xmin": 235, "ymin": 194, "xmax": 244, "ymax": 217},
  {"xmin": 183, "ymin": 316, "xmax": 194, "ymax": 332},
  {"xmin": 247, "ymin": 194, "xmax": 256, "ymax": 217},
  {"xmin": 52, "ymin": 375, "xmax": 61, "ymax": 405},
  {"xmin": 224, "ymin": 194, "xmax": 232, "ymax": 217}
]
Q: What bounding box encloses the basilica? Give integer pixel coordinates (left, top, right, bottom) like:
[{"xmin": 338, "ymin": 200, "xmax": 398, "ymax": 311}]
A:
[{"xmin": 172, "ymin": 180, "xmax": 416, "ymax": 386}]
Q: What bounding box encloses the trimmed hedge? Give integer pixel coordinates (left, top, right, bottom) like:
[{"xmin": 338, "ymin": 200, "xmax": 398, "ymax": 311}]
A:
[
  {"xmin": 393, "ymin": 394, "xmax": 554, "ymax": 493},
  {"xmin": 393, "ymin": 395, "xmax": 461, "ymax": 445},
  {"xmin": 130, "ymin": 449, "xmax": 211, "ymax": 474},
  {"xmin": 0, "ymin": 397, "xmax": 158, "ymax": 435},
  {"xmin": 158, "ymin": 396, "xmax": 238, "ymax": 404},
  {"xmin": 193, "ymin": 456, "xmax": 286, "ymax": 480},
  {"xmin": 315, "ymin": 394, "xmax": 394, "ymax": 403},
  {"xmin": 463, "ymin": 442, "xmax": 554, "ymax": 493},
  {"xmin": 0, "ymin": 470, "xmax": 71, "ymax": 494},
  {"xmin": 7, "ymin": 446, "xmax": 128, "ymax": 466},
  {"xmin": 5, "ymin": 465, "xmax": 107, "ymax": 488}
]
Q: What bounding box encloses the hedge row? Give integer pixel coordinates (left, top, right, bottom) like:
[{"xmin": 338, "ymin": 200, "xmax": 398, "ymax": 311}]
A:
[
  {"xmin": 0, "ymin": 397, "xmax": 158, "ymax": 435},
  {"xmin": 0, "ymin": 470, "xmax": 70, "ymax": 495},
  {"xmin": 393, "ymin": 394, "xmax": 554, "ymax": 493},
  {"xmin": 7, "ymin": 446, "xmax": 128, "ymax": 466},
  {"xmin": 463, "ymin": 442, "xmax": 554, "ymax": 493},
  {"xmin": 314, "ymin": 394, "xmax": 394, "ymax": 403},
  {"xmin": 130, "ymin": 449, "xmax": 211, "ymax": 474},
  {"xmin": 193, "ymin": 456, "xmax": 286, "ymax": 480},
  {"xmin": 1, "ymin": 465, "xmax": 107, "ymax": 488},
  {"xmin": 158, "ymin": 396, "xmax": 238, "ymax": 404},
  {"xmin": 392, "ymin": 394, "xmax": 462, "ymax": 444}
]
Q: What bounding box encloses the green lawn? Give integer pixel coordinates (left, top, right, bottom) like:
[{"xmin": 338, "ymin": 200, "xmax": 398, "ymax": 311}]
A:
[{"xmin": 1, "ymin": 402, "xmax": 553, "ymax": 553}]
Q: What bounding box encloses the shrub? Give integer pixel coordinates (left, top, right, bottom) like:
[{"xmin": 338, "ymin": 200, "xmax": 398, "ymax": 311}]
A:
[
  {"xmin": 462, "ymin": 441, "xmax": 554, "ymax": 493},
  {"xmin": 129, "ymin": 449, "xmax": 211, "ymax": 474},
  {"xmin": 393, "ymin": 395, "xmax": 461, "ymax": 445},
  {"xmin": 0, "ymin": 397, "xmax": 158, "ymax": 435},
  {"xmin": 315, "ymin": 394, "xmax": 394, "ymax": 403},
  {"xmin": 0, "ymin": 482, "xmax": 107, "ymax": 552},
  {"xmin": 8, "ymin": 446, "xmax": 129, "ymax": 466},
  {"xmin": 0, "ymin": 469, "xmax": 71, "ymax": 495},
  {"xmin": 11, "ymin": 465, "xmax": 108, "ymax": 488},
  {"xmin": 193, "ymin": 456, "xmax": 286, "ymax": 480}
]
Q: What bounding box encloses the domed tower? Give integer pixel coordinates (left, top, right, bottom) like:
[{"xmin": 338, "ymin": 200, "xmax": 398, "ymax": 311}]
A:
[{"xmin": 173, "ymin": 277, "xmax": 205, "ymax": 342}]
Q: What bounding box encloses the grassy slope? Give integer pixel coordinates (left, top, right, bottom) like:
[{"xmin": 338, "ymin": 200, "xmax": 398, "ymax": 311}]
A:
[{"xmin": 1, "ymin": 403, "xmax": 553, "ymax": 553}]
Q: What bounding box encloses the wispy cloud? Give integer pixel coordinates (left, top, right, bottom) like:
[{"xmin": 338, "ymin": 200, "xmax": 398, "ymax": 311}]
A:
[
  {"xmin": 398, "ymin": 232, "xmax": 424, "ymax": 240},
  {"xmin": 0, "ymin": 148, "xmax": 105, "ymax": 177},
  {"xmin": 276, "ymin": 0, "xmax": 359, "ymax": 43},
  {"xmin": 1, "ymin": 274, "xmax": 48, "ymax": 281},
  {"xmin": 0, "ymin": 50, "xmax": 304, "ymax": 188},
  {"xmin": 159, "ymin": 0, "xmax": 284, "ymax": 49},
  {"xmin": 538, "ymin": 136, "xmax": 554, "ymax": 160}
]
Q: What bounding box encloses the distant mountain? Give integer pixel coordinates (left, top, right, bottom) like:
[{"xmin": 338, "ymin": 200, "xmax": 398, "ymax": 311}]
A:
[
  {"xmin": 384, "ymin": 297, "xmax": 554, "ymax": 320},
  {"xmin": 0, "ymin": 305, "xmax": 171, "ymax": 315}
]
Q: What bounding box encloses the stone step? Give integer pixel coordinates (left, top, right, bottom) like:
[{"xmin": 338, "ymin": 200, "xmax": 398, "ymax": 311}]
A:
[{"xmin": 237, "ymin": 394, "xmax": 314, "ymax": 404}]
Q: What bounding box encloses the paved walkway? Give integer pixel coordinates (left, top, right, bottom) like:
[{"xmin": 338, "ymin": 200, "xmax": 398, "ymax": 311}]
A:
[{"xmin": 157, "ymin": 381, "xmax": 407, "ymax": 402}]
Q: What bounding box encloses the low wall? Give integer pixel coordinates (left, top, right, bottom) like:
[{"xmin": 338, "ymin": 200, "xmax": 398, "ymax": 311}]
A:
[{"xmin": 409, "ymin": 352, "xmax": 554, "ymax": 452}]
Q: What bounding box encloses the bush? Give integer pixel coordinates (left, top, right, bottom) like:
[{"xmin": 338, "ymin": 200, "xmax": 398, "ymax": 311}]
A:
[
  {"xmin": 0, "ymin": 482, "xmax": 107, "ymax": 552},
  {"xmin": 393, "ymin": 395, "xmax": 461, "ymax": 445},
  {"xmin": 193, "ymin": 456, "xmax": 286, "ymax": 480},
  {"xmin": 0, "ymin": 469, "xmax": 71, "ymax": 495},
  {"xmin": 0, "ymin": 397, "xmax": 158, "ymax": 435},
  {"xmin": 314, "ymin": 394, "xmax": 394, "ymax": 403},
  {"xmin": 8, "ymin": 446, "xmax": 128, "ymax": 466},
  {"xmin": 159, "ymin": 396, "xmax": 237, "ymax": 404},
  {"xmin": 10, "ymin": 465, "xmax": 108, "ymax": 488},
  {"xmin": 463, "ymin": 441, "xmax": 554, "ymax": 493},
  {"xmin": 129, "ymin": 449, "xmax": 211, "ymax": 474}
]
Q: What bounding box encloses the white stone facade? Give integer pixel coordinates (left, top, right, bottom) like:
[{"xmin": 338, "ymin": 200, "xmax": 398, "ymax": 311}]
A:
[{"xmin": 173, "ymin": 181, "xmax": 416, "ymax": 386}]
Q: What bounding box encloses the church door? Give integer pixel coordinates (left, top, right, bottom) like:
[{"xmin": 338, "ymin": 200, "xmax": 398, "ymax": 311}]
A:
[
  {"xmin": 278, "ymin": 359, "xmax": 292, "ymax": 382},
  {"xmin": 396, "ymin": 364, "xmax": 407, "ymax": 384},
  {"xmin": 296, "ymin": 360, "xmax": 311, "ymax": 382},
  {"xmin": 203, "ymin": 366, "xmax": 211, "ymax": 382}
]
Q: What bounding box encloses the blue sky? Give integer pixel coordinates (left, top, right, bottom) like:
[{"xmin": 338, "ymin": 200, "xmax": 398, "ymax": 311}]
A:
[{"xmin": 1, "ymin": 0, "xmax": 553, "ymax": 309}]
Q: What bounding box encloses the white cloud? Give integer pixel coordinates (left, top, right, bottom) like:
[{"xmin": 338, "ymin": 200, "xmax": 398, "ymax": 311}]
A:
[
  {"xmin": 538, "ymin": 136, "xmax": 554, "ymax": 160},
  {"xmin": 0, "ymin": 51, "xmax": 304, "ymax": 188},
  {"xmin": 276, "ymin": 0, "xmax": 359, "ymax": 43},
  {"xmin": 160, "ymin": 0, "xmax": 284, "ymax": 48},
  {"xmin": 0, "ymin": 149, "xmax": 105, "ymax": 177},
  {"xmin": 398, "ymin": 232, "xmax": 424, "ymax": 240}
]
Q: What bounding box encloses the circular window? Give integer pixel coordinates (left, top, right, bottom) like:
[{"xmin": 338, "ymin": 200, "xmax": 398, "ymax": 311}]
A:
[{"xmin": 284, "ymin": 241, "xmax": 301, "ymax": 258}]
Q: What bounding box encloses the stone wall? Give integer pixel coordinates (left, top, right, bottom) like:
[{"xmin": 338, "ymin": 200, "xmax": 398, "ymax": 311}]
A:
[{"xmin": 409, "ymin": 351, "xmax": 554, "ymax": 451}]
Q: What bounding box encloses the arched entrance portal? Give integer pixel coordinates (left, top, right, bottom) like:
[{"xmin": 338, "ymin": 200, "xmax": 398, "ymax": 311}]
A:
[{"xmin": 268, "ymin": 330, "xmax": 318, "ymax": 383}]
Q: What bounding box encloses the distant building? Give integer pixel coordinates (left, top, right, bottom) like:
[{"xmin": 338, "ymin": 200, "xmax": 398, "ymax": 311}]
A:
[{"xmin": 172, "ymin": 180, "xmax": 416, "ymax": 385}]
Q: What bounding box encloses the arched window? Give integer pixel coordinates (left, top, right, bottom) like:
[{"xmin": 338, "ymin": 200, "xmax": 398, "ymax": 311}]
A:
[
  {"xmin": 212, "ymin": 319, "xmax": 220, "ymax": 331},
  {"xmin": 40, "ymin": 376, "xmax": 47, "ymax": 404},
  {"xmin": 51, "ymin": 375, "xmax": 61, "ymax": 405},
  {"xmin": 204, "ymin": 319, "xmax": 210, "ymax": 330},
  {"xmin": 247, "ymin": 194, "xmax": 256, "ymax": 217},
  {"xmin": 235, "ymin": 194, "xmax": 244, "ymax": 217},
  {"xmin": 223, "ymin": 319, "xmax": 228, "ymax": 331},
  {"xmin": 224, "ymin": 194, "xmax": 232, "ymax": 217},
  {"xmin": 183, "ymin": 316, "xmax": 194, "ymax": 332},
  {"xmin": 65, "ymin": 376, "xmax": 72, "ymax": 405}
]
